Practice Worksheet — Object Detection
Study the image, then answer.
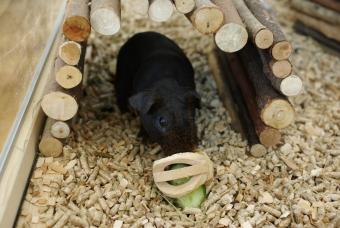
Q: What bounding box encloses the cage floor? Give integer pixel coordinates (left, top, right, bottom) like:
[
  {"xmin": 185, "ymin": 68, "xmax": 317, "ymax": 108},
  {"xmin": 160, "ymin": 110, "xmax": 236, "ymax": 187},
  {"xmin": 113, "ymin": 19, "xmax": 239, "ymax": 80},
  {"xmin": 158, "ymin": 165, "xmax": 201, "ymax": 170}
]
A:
[{"xmin": 17, "ymin": 0, "xmax": 339, "ymax": 227}]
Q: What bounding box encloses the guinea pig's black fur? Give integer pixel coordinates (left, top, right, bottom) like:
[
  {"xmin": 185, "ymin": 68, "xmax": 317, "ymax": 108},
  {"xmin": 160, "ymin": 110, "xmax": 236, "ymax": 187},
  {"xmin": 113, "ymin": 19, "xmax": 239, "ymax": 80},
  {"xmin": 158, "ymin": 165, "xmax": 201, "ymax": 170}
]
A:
[{"xmin": 115, "ymin": 32, "xmax": 200, "ymax": 155}]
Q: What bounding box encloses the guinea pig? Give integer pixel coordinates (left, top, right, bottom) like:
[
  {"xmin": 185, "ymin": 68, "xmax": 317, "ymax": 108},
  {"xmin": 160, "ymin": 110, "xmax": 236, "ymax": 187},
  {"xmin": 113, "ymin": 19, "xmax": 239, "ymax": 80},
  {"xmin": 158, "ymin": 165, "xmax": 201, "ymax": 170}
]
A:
[{"xmin": 115, "ymin": 31, "xmax": 200, "ymax": 155}]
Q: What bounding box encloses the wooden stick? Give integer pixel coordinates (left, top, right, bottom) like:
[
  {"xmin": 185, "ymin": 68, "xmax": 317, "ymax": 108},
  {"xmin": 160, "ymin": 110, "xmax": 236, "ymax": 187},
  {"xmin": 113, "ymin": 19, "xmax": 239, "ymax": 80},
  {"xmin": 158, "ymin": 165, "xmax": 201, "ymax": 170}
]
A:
[
  {"xmin": 212, "ymin": 0, "xmax": 248, "ymax": 53},
  {"xmin": 51, "ymin": 121, "xmax": 71, "ymax": 139},
  {"xmin": 188, "ymin": 0, "xmax": 224, "ymax": 35},
  {"xmin": 59, "ymin": 40, "xmax": 82, "ymax": 65},
  {"xmin": 231, "ymin": 0, "xmax": 273, "ymax": 49},
  {"xmin": 129, "ymin": 0, "xmax": 149, "ymax": 15},
  {"xmin": 258, "ymin": 49, "xmax": 292, "ymax": 78},
  {"xmin": 63, "ymin": 0, "xmax": 91, "ymax": 42},
  {"xmin": 148, "ymin": 0, "xmax": 174, "ymax": 22},
  {"xmin": 239, "ymin": 43, "xmax": 295, "ymax": 129},
  {"xmin": 294, "ymin": 11, "xmax": 340, "ymax": 43},
  {"xmin": 90, "ymin": 0, "xmax": 121, "ymax": 35},
  {"xmin": 38, "ymin": 118, "xmax": 64, "ymax": 157},
  {"xmin": 293, "ymin": 20, "xmax": 340, "ymax": 53},
  {"xmin": 244, "ymin": 0, "xmax": 292, "ymax": 60},
  {"xmin": 223, "ymin": 52, "xmax": 281, "ymax": 147},
  {"xmin": 55, "ymin": 57, "xmax": 82, "ymax": 89},
  {"xmin": 173, "ymin": 0, "xmax": 195, "ymax": 14},
  {"xmin": 311, "ymin": 0, "xmax": 340, "ymax": 13},
  {"xmin": 292, "ymin": 0, "xmax": 340, "ymax": 25},
  {"xmin": 213, "ymin": 50, "xmax": 267, "ymax": 156}
]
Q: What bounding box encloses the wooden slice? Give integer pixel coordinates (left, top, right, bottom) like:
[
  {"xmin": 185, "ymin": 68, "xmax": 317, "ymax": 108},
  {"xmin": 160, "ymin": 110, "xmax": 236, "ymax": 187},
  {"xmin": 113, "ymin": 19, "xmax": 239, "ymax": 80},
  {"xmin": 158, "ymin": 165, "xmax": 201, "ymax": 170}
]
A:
[
  {"xmin": 173, "ymin": 0, "xmax": 195, "ymax": 13},
  {"xmin": 280, "ymin": 75, "xmax": 303, "ymax": 97},
  {"xmin": 261, "ymin": 99, "xmax": 295, "ymax": 129},
  {"xmin": 39, "ymin": 118, "xmax": 63, "ymax": 157},
  {"xmin": 271, "ymin": 59, "xmax": 292, "ymax": 78},
  {"xmin": 90, "ymin": 0, "xmax": 121, "ymax": 35},
  {"xmin": 56, "ymin": 62, "xmax": 82, "ymax": 89},
  {"xmin": 59, "ymin": 40, "xmax": 81, "ymax": 65},
  {"xmin": 51, "ymin": 121, "xmax": 71, "ymax": 139},
  {"xmin": 41, "ymin": 92, "xmax": 78, "ymax": 121},
  {"xmin": 148, "ymin": 0, "xmax": 174, "ymax": 22}
]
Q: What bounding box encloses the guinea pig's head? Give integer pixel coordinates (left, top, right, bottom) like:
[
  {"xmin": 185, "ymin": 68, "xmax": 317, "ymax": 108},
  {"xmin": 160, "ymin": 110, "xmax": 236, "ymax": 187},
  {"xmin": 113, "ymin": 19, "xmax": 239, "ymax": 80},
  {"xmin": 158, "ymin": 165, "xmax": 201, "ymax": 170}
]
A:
[{"xmin": 129, "ymin": 88, "xmax": 200, "ymax": 155}]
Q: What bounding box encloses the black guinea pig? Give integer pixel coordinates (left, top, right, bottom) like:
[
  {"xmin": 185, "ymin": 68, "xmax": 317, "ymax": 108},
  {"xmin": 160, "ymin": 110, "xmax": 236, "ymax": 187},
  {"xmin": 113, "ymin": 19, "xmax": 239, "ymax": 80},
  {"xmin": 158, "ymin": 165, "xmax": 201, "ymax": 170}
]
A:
[{"xmin": 115, "ymin": 31, "xmax": 200, "ymax": 155}]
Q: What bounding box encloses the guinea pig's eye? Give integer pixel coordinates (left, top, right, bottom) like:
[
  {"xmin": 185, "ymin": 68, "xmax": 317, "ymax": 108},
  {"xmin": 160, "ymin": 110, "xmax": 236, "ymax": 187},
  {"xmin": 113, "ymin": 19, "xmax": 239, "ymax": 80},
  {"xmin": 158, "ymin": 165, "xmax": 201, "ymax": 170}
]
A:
[{"xmin": 158, "ymin": 117, "xmax": 168, "ymax": 128}]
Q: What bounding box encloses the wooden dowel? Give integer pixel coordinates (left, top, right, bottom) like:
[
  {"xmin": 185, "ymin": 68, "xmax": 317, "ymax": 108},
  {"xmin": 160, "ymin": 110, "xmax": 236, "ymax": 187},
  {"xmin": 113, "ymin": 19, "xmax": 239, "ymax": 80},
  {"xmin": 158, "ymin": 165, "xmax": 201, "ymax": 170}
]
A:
[
  {"xmin": 214, "ymin": 50, "xmax": 267, "ymax": 156},
  {"xmin": 223, "ymin": 52, "xmax": 281, "ymax": 147},
  {"xmin": 293, "ymin": 20, "xmax": 340, "ymax": 53},
  {"xmin": 39, "ymin": 118, "xmax": 64, "ymax": 157},
  {"xmin": 172, "ymin": 0, "xmax": 195, "ymax": 14},
  {"xmin": 231, "ymin": 0, "xmax": 273, "ymax": 49},
  {"xmin": 63, "ymin": 0, "xmax": 91, "ymax": 42},
  {"xmin": 311, "ymin": 0, "xmax": 340, "ymax": 13},
  {"xmin": 292, "ymin": 0, "xmax": 340, "ymax": 25},
  {"xmin": 129, "ymin": 0, "xmax": 149, "ymax": 15},
  {"xmin": 51, "ymin": 121, "xmax": 71, "ymax": 139},
  {"xmin": 294, "ymin": 11, "xmax": 340, "ymax": 43},
  {"xmin": 244, "ymin": 0, "xmax": 292, "ymax": 60},
  {"xmin": 58, "ymin": 40, "xmax": 82, "ymax": 65},
  {"xmin": 239, "ymin": 43, "xmax": 295, "ymax": 129},
  {"xmin": 90, "ymin": 0, "xmax": 121, "ymax": 35},
  {"xmin": 187, "ymin": 0, "xmax": 224, "ymax": 35},
  {"xmin": 212, "ymin": 0, "xmax": 248, "ymax": 53},
  {"xmin": 148, "ymin": 0, "xmax": 174, "ymax": 22},
  {"xmin": 55, "ymin": 57, "xmax": 82, "ymax": 89}
]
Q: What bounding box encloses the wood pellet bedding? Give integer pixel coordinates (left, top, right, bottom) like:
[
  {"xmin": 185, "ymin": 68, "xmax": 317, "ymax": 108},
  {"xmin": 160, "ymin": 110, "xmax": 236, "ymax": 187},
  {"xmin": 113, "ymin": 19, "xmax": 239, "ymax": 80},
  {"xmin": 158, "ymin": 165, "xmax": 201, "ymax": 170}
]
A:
[{"xmin": 17, "ymin": 0, "xmax": 339, "ymax": 227}]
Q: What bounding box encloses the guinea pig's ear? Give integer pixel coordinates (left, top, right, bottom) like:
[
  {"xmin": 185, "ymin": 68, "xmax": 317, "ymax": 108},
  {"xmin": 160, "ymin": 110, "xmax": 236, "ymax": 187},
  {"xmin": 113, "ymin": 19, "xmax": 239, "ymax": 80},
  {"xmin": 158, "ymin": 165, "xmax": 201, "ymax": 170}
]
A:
[
  {"xmin": 185, "ymin": 91, "xmax": 201, "ymax": 109},
  {"xmin": 129, "ymin": 92, "xmax": 156, "ymax": 114}
]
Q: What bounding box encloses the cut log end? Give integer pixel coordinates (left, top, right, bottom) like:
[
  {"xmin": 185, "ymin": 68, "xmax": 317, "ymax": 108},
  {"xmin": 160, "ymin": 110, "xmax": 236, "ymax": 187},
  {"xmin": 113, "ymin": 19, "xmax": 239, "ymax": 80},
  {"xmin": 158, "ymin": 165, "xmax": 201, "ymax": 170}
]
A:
[
  {"xmin": 91, "ymin": 9, "xmax": 121, "ymax": 35},
  {"xmin": 41, "ymin": 92, "xmax": 78, "ymax": 121},
  {"xmin": 59, "ymin": 41, "xmax": 82, "ymax": 65},
  {"xmin": 215, "ymin": 23, "xmax": 248, "ymax": 53},
  {"xmin": 192, "ymin": 7, "xmax": 224, "ymax": 34},
  {"xmin": 51, "ymin": 121, "xmax": 71, "ymax": 139},
  {"xmin": 149, "ymin": 0, "xmax": 174, "ymax": 22},
  {"xmin": 250, "ymin": 144, "xmax": 267, "ymax": 157},
  {"xmin": 271, "ymin": 60, "xmax": 292, "ymax": 78},
  {"xmin": 39, "ymin": 137, "xmax": 63, "ymax": 157},
  {"xmin": 63, "ymin": 16, "xmax": 91, "ymax": 42},
  {"xmin": 255, "ymin": 28, "xmax": 274, "ymax": 49},
  {"xmin": 261, "ymin": 99, "xmax": 295, "ymax": 129},
  {"xmin": 280, "ymin": 75, "xmax": 303, "ymax": 96},
  {"xmin": 259, "ymin": 128, "xmax": 281, "ymax": 147},
  {"xmin": 174, "ymin": 0, "xmax": 195, "ymax": 13},
  {"xmin": 271, "ymin": 41, "xmax": 293, "ymax": 60},
  {"xmin": 56, "ymin": 66, "xmax": 82, "ymax": 89}
]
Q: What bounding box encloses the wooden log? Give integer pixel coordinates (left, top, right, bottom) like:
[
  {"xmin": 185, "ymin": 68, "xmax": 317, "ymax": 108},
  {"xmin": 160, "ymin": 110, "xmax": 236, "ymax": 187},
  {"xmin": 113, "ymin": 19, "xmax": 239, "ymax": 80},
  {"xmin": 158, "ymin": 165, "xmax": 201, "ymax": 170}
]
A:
[
  {"xmin": 55, "ymin": 57, "xmax": 82, "ymax": 89},
  {"xmin": 51, "ymin": 121, "xmax": 71, "ymax": 139},
  {"xmin": 212, "ymin": 0, "xmax": 248, "ymax": 53},
  {"xmin": 223, "ymin": 52, "xmax": 281, "ymax": 147},
  {"xmin": 291, "ymin": 0, "xmax": 340, "ymax": 25},
  {"xmin": 188, "ymin": 0, "xmax": 224, "ymax": 35},
  {"xmin": 244, "ymin": 0, "xmax": 292, "ymax": 60},
  {"xmin": 294, "ymin": 11, "xmax": 340, "ymax": 43},
  {"xmin": 63, "ymin": 0, "xmax": 91, "ymax": 42},
  {"xmin": 293, "ymin": 20, "xmax": 340, "ymax": 53},
  {"xmin": 311, "ymin": 0, "xmax": 340, "ymax": 13},
  {"xmin": 129, "ymin": 0, "xmax": 149, "ymax": 15},
  {"xmin": 58, "ymin": 40, "xmax": 82, "ymax": 65},
  {"xmin": 239, "ymin": 43, "xmax": 295, "ymax": 129},
  {"xmin": 258, "ymin": 49, "xmax": 292, "ymax": 78},
  {"xmin": 38, "ymin": 118, "xmax": 64, "ymax": 157},
  {"xmin": 148, "ymin": 0, "xmax": 174, "ymax": 22},
  {"xmin": 213, "ymin": 50, "xmax": 267, "ymax": 156},
  {"xmin": 90, "ymin": 0, "xmax": 121, "ymax": 35},
  {"xmin": 231, "ymin": 0, "xmax": 273, "ymax": 49},
  {"xmin": 173, "ymin": 0, "xmax": 195, "ymax": 14}
]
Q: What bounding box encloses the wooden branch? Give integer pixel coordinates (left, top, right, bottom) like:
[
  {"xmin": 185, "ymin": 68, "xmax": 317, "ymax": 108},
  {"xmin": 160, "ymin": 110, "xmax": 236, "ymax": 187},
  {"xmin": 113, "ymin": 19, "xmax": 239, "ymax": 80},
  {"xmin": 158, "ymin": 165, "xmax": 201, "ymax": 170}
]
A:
[
  {"xmin": 59, "ymin": 40, "xmax": 81, "ymax": 65},
  {"xmin": 173, "ymin": 0, "xmax": 195, "ymax": 14},
  {"xmin": 55, "ymin": 57, "xmax": 82, "ymax": 89},
  {"xmin": 188, "ymin": 0, "xmax": 224, "ymax": 35},
  {"xmin": 51, "ymin": 121, "xmax": 71, "ymax": 139},
  {"xmin": 63, "ymin": 0, "xmax": 91, "ymax": 42},
  {"xmin": 129, "ymin": 0, "xmax": 149, "ymax": 15},
  {"xmin": 244, "ymin": 0, "xmax": 292, "ymax": 60},
  {"xmin": 148, "ymin": 0, "xmax": 174, "ymax": 22},
  {"xmin": 213, "ymin": 50, "xmax": 267, "ymax": 156},
  {"xmin": 224, "ymin": 52, "xmax": 281, "ymax": 147},
  {"xmin": 294, "ymin": 11, "xmax": 340, "ymax": 43},
  {"xmin": 231, "ymin": 0, "xmax": 273, "ymax": 49},
  {"xmin": 311, "ymin": 0, "xmax": 340, "ymax": 13},
  {"xmin": 212, "ymin": 0, "xmax": 248, "ymax": 53},
  {"xmin": 292, "ymin": 0, "xmax": 340, "ymax": 25},
  {"xmin": 90, "ymin": 0, "xmax": 121, "ymax": 35},
  {"xmin": 293, "ymin": 20, "xmax": 340, "ymax": 53},
  {"xmin": 38, "ymin": 118, "xmax": 64, "ymax": 157},
  {"xmin": 239, "ymin": 43, "xmax": 295, "ymax": 129}
]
